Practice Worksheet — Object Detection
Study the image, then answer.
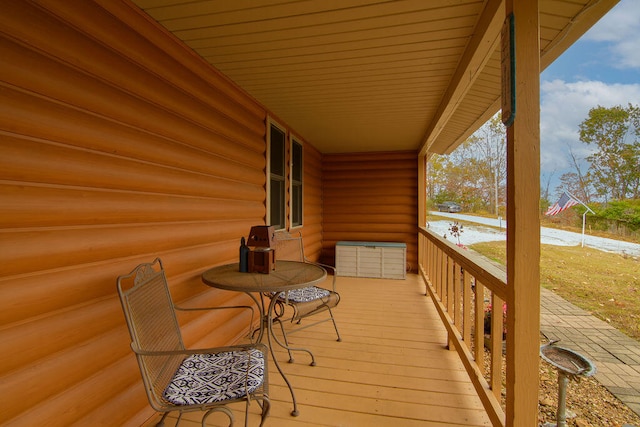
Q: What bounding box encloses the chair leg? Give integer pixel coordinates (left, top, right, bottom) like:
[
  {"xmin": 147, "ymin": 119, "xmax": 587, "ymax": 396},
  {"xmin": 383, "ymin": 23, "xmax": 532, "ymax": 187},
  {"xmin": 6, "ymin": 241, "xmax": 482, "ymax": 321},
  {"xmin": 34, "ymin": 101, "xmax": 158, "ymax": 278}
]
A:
[
  {"xmin": 201, "ymin": 406, "xmax": 234, "ymax": 427},
  {"xmin": 257, "ymin": 395, "xmax": 271, "ymax": 427},
  {"xmin": 272, "ymin": 316, "xmax": 317, "ymax": 366},
  {"xmin": 274, "ymin": 317, "xmax": 295, "ymax": 363},
  {"xmin": 244, "ymin": 398, "xmax": 250, "ymax": 427},
  {"xmin": 327, "ymin": 307, "xmax": 342, "ymax": 342},
  {"xmin": 156, "ymin": 412, "xmax": 170, "ymax": 427}
]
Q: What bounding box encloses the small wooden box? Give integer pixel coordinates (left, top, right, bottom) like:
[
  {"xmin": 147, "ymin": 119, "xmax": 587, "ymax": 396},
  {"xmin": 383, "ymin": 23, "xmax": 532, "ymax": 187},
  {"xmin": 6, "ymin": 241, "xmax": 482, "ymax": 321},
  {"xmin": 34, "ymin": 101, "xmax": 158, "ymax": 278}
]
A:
[
  {"xmin": 247, "ymin": 225, "xmax": 275, "ymax": 248},
  {"xmin": 248, "ymin": 248, "xmax": 275, "ymax": 274}
]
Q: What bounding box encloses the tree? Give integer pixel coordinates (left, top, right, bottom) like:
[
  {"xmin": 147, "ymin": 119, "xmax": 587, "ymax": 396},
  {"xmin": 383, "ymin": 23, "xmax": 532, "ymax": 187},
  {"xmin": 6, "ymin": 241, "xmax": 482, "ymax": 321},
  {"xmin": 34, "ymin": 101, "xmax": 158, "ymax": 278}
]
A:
[
  {"xmin": 566, "ymin": 146, "xmax": 592, "ymax": 203},
  {"xmin": 427, "ymin": 154, "xmax": 448, "ymax": 201},
  {"xmin": 579, "ymin": 104, "xmax": 640, "ymax": 201},
  {"xmin": 470, "ymin": 115, "xmax": 507, "ymax": 215},
  {"xmin": 427, "ymin": 113, "xmax": 506, "ymax": 214},
  {"xmin": 541, "ymin": 169, "xmax": 556, "ymax": 203},
  {"xmin": 428, "ymin": 152, "xmax": 484, "ymax": 209},
  {"xmin": 556, "ymin": 172, "xmax": 585, "ymax": 200}
]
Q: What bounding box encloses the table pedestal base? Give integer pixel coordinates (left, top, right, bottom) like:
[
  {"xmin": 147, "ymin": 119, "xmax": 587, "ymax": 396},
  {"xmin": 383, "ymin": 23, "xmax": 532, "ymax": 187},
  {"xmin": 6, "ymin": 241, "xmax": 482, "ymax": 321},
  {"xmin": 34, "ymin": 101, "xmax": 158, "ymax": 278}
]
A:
[{"xmin": 247, "ymin": 293, "xmax": 317, "ymax": 416}]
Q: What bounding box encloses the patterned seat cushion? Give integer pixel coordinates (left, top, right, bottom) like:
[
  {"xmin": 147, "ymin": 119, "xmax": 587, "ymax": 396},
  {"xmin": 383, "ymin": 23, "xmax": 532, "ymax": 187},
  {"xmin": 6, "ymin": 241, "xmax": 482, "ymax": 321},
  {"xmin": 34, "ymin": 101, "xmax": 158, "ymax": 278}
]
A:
[
  {"xmin": 277, "ymin": 286, "xmax": 331, "ymax": 303},
  {"xmin": 163, "ymin": 348, "xmax": 265, "ymax": 405}
]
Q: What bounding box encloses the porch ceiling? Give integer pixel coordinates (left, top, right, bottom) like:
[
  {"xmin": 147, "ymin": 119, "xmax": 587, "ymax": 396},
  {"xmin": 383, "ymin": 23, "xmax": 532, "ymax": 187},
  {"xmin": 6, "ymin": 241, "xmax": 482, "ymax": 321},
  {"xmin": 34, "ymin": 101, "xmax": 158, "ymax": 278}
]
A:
[{"xmin": 131, "ymin": 0, "xmax": 617, "ymax": 155}]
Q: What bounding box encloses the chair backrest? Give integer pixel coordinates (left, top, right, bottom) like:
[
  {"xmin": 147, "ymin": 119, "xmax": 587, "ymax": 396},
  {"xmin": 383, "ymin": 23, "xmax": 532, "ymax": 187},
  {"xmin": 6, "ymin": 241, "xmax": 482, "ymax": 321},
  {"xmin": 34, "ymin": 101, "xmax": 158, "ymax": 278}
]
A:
[
  {"xmin": 116, "ymin": 258, "xmax": 185, "ymax": 409},
  {"xmin": 274, "ymin": 231, "xmax": 305, "ymax": 262}
]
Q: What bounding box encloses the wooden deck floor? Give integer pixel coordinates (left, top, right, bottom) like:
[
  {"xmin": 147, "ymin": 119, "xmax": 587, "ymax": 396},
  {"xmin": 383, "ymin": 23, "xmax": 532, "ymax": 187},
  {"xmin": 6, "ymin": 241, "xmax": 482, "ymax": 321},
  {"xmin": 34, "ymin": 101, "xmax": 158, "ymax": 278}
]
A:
[{"xmin": 162, "ymin": 274, "xmax": 491, "ymax": 426}]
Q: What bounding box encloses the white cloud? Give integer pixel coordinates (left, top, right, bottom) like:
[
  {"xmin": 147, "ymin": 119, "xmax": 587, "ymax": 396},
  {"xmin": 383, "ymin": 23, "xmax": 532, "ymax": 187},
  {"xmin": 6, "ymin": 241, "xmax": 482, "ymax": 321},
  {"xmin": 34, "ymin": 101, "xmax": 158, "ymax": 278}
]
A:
[
  {"xmin": 540, "ymin": 79, "xmax": 640, "ymax": 174},
  {"xmin": 538, "ymin": 0, "xmax": 640, "ymax": 188},
  {"xmin": 582, "ymin": 0, "xmax": 640, "ymax": 69}
]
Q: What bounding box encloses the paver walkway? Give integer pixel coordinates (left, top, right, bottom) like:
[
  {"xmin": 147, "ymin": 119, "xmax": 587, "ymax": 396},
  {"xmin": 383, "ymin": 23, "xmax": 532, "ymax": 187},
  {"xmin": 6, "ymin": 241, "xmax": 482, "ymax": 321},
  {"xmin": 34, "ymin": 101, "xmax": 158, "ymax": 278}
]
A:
[{"xmin": 540, "ymin": 287, "xmax": 640, "ymax": 417}]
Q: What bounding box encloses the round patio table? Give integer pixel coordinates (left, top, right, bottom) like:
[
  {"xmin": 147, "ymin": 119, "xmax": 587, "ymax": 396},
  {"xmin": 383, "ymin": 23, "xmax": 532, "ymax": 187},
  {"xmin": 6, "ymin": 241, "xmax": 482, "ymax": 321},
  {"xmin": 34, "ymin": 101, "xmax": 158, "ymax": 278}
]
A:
[
  {"xmin": 201, "ymin": 260, "xmax": 327, "ymax": 416},
  {"xmin": 201, "ymin": 260, "xmax": 326, "ymax": 293}
]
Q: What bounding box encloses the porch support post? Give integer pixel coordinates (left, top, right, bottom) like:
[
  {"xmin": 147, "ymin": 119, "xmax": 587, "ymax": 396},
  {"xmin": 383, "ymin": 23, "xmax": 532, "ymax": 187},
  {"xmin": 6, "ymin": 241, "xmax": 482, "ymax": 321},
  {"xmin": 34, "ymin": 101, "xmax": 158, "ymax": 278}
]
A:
[
  {"xmin": 504, "ymin": 0, "xmax": 540, "ymax": 426},
  {"xmin": 418, "ymin": 154, "xmax": 427, "ymax": 291},
  {"xmin": 418, "ymin": 154, "xmax": 427, "ymax": 228}
]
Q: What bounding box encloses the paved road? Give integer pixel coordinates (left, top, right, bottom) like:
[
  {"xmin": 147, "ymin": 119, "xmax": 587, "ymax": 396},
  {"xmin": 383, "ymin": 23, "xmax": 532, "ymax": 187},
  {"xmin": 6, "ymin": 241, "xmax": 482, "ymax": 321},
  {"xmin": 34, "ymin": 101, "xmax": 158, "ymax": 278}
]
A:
[{"xmin": 429, "ymin": 211, "xmax": 640, "ymax": 257}]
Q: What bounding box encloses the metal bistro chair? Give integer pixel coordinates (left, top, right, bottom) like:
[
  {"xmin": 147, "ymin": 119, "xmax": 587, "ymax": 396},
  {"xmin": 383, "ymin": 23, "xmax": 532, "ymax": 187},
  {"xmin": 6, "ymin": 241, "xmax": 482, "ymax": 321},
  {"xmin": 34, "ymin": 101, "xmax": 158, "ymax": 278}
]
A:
[
  {"xmin": 117, "ymin": 258, "xmax": 270, "ymax": 427},
  {"xmin": 271, "ymin": 231, "xmax": 341, "ymax": 363}
]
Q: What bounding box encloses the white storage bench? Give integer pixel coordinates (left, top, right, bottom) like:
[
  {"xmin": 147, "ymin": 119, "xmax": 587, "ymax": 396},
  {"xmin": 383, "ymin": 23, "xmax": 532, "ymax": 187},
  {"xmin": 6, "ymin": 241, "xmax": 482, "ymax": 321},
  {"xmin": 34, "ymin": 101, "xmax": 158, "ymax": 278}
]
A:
[{"xmin": 335, "ymin": 241, "xmax": 406, "ymax": 279}]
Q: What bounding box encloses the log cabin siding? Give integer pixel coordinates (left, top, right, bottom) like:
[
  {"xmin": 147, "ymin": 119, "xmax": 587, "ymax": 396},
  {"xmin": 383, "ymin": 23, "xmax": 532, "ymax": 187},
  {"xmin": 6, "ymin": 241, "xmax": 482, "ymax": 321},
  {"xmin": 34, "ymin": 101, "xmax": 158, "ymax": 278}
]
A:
[
  {"xmin": 321, "ymin": 151, "xmax": 418, "ymax": 271},
  {"xmin": 298, "ymin": 140, "xmax": 324, "ymax": 259},
  {"xmin": 0, "ymin": 1, "xmax": 321, "ymax": 425}
]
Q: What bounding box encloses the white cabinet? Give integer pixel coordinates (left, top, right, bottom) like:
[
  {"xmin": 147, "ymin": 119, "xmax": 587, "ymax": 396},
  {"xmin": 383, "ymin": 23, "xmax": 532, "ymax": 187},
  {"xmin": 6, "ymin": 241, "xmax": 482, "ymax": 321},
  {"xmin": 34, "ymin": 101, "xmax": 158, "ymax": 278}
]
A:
[{"xmin": 335, "ymin": 241, "xmax": 406, "ymax": 279}]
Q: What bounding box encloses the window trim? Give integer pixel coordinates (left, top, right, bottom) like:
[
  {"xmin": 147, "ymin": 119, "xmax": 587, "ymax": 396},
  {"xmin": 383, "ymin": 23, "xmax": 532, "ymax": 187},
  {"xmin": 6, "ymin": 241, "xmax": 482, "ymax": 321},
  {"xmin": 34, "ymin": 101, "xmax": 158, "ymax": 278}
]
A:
[{"xmin": 290, "ymin": 135, "xmax": 304, "ymax": 229}]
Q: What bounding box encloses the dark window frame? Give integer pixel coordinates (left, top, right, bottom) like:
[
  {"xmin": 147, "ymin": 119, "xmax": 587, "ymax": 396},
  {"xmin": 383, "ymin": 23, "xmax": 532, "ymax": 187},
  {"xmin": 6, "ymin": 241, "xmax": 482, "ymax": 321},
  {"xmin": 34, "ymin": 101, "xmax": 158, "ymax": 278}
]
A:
[
  {"xmin": 290, "ymin": 137, "xmax": 303, "ymax": 228},
  {"xmin": 267, "ymin": 120, "xmax": 286, "ymax": 230}
]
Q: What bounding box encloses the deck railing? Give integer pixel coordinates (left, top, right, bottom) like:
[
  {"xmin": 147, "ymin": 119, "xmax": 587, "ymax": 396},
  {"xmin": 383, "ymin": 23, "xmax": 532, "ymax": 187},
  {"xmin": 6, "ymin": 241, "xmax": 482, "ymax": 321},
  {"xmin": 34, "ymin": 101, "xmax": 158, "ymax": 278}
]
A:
[{"xmin": 418, "ymin": 226, "xmax": 507, "ymax": 427}]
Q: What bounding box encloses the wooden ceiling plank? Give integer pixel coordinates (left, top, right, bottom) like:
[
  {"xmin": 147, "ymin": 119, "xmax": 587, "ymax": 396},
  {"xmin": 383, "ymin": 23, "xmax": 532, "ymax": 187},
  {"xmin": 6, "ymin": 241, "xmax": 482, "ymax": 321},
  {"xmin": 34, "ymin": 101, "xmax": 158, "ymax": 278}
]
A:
[
  {"xmin": 193, "ymin": 17, "xmax": 477, "ymax": 54},
  {"xmin": 220, "ymin": 56, "xmax": 461, "ymax": 81},
  {"xmin": 142, "ymin": 0, "xmax": 386, "ymax": 22},
  {"xmin": 243, "ymin": 77, "xmax": 450, "ymax": 96},
  {"xmin": 167, "ymin": 1, "xmax": 483, "ymax": 42},
  {"xmin": 203, "ymin": 37, "xmax": 468, "ymax": 67},
  {"xmin": 238, "ymin": 64, "xmax": 454, "ymax": 82}
]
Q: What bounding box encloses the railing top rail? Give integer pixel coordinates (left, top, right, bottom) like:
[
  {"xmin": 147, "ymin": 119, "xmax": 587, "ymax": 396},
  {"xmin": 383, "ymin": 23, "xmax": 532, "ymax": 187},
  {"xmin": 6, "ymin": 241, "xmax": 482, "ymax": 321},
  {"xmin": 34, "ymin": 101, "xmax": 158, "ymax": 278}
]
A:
[{"xmin": 420, "ymin": 226, "xmax": 507, "ymax": 298}]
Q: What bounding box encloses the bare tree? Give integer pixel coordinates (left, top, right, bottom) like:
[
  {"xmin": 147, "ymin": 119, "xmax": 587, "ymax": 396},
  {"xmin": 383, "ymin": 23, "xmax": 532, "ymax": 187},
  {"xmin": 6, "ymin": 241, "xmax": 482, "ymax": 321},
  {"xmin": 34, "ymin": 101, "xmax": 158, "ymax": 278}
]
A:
[
  {"xmin": 541, "ymin": 169, "xmax": 556, "ymax": 203},
  {"xmin": 427, "ymin": 113, "xmax": 507, "ymax": 213},
  {"xmin": 566, "ymin": 146, "xmax": 592, "ymax": 203}
]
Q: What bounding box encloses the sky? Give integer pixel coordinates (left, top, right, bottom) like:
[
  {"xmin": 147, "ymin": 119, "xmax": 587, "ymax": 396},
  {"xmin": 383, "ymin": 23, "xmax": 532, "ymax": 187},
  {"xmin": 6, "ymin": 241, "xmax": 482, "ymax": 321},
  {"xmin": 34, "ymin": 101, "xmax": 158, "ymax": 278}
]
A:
[{"xmin": 539, "ymin": 0, "xmax": 640, "ymax": 195}]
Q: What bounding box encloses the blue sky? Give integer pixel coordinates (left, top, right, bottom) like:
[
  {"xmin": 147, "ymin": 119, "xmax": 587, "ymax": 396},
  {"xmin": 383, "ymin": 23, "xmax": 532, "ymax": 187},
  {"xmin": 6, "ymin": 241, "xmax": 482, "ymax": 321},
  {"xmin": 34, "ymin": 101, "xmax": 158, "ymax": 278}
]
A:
[{"xmin": 539, "ymin": 0, "xmax": 640, "ymax": 195}]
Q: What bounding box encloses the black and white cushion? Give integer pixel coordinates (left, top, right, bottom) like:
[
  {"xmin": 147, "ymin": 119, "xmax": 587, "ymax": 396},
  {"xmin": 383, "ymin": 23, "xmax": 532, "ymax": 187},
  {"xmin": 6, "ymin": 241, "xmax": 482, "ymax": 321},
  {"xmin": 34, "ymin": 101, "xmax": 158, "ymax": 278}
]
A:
[
  {"xmin": 278, "ymin": 286, "xmax": 330, "ymax": 303},
  {"xmin": 163, "ymin": 348, "xmax": 265, "ymax": 405}
]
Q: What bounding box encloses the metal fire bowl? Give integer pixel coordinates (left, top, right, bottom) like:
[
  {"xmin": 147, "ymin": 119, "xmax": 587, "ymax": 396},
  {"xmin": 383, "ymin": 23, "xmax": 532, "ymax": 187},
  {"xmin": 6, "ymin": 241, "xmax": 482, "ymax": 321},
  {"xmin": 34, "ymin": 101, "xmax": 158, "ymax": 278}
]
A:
[{"xmin": 540, "ymin": 344, "xmax": 597, "ymax": 377}]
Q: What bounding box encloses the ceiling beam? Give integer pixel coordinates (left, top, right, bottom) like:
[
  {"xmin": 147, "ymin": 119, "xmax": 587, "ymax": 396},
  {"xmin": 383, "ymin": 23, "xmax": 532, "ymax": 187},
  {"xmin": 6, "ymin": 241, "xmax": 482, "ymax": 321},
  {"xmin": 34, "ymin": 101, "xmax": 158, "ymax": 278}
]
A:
[{"xmin": 419, "ymin": 0, "xmax": 504, "ymax": 156}]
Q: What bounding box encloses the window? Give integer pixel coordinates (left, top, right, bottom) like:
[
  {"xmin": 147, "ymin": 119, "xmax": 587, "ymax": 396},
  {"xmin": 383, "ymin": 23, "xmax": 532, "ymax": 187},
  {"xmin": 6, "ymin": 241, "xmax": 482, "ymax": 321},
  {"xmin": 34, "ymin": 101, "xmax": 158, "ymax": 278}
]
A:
[
  {"xmin": 291, "ymin": 138, "xmax": 303, "ymax": 227},
  {"xmin": 267, "ymin": 121, "xmax": 304, "ymax": 230},
  {"xmin": 268, "ymin": 121, "xmax": 286, "ymax": 230}
]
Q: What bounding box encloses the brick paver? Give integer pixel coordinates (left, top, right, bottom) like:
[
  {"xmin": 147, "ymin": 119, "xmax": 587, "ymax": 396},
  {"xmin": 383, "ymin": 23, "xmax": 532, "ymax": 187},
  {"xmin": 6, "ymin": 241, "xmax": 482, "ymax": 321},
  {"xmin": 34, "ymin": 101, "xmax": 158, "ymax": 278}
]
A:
[{"xmin": 540, "ymin": 287, "xmax": 640, "ymax": 417}]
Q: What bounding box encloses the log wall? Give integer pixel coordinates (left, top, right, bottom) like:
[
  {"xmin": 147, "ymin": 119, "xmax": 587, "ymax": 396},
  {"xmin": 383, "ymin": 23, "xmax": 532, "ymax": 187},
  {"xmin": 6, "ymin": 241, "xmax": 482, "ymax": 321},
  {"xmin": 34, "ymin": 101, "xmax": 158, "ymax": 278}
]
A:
[
  {"xmin": 298, "ymin": 139, "xmax": 324, "ymax": 260},
  {"xmin": 0, "ymin": 1, "xmax": 420, "ymax": 425},
  {"xmin": 0, "ymin": 1, "xmax": 320, "ymax": 425},
  {"xmin": 321, "ymin": 151, "xmax": 419, "ymax": 272}
]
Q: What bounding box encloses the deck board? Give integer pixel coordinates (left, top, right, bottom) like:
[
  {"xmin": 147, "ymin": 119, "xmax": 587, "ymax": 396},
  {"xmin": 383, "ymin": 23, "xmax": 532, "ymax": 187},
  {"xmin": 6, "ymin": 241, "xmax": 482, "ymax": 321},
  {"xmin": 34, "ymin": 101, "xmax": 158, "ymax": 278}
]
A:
[{"xmin": 161, "ymin": 274, "xmax": 491, "ymax": 426}]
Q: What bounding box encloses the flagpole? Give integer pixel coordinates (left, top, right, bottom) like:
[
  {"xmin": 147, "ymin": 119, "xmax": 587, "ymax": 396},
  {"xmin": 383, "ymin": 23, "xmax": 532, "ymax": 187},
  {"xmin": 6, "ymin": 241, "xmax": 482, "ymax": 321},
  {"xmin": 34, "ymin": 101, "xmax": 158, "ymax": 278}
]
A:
[
  {"xmin": 566, "ymin": 191, "xmax": 595, "ymax": 247},
  {"xmin": 581, "ymin": 211, "xmax": 587, "ymax": 247}
]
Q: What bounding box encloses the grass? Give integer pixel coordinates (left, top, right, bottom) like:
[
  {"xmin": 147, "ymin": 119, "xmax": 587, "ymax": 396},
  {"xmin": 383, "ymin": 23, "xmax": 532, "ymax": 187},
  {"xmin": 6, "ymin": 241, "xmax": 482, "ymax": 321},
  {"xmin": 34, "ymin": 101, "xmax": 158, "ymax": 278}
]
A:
[{"xmin": 469, "ymin": 241, "xmax": 640, "ymax": 341}]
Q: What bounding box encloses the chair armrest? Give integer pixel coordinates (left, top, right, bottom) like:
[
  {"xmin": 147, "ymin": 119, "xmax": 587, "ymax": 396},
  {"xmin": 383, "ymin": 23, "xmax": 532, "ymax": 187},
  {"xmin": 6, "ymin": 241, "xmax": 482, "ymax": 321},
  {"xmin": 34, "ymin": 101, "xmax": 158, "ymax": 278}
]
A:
[
  {"xmin": 304, "ymin": 259, "xmax": 337, "ymax": 292},
  {"xmin": 306, "ymin": 259, "xmax": 335, "ymax": 273},
  {"xmin": 132, "ymin": 342, "xmax": 268, "ymax": 357},
  {"xmin": 175, "ymin": 304, "xmax": 254, "ymax": 313},
  {"xmin": 174, "ymin": 304, "xmax": 255, "ymax": 333}
]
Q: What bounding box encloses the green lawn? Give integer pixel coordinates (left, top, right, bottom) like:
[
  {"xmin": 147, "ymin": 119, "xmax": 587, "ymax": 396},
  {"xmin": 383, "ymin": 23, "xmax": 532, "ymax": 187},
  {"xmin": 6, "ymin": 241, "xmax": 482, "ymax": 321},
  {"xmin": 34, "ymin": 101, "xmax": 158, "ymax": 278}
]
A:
[{"xmin": 469, "ymin": 241, "xmax": 640, "ymax": 341}]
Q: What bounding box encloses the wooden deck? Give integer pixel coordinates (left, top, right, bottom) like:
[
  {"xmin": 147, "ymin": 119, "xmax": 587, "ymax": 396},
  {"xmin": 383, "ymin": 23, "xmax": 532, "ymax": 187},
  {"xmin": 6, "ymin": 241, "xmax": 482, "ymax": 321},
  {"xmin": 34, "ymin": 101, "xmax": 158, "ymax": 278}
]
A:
[{"xmin": 160, "ymin": 274, "xmax": 491, "ymax": 426}]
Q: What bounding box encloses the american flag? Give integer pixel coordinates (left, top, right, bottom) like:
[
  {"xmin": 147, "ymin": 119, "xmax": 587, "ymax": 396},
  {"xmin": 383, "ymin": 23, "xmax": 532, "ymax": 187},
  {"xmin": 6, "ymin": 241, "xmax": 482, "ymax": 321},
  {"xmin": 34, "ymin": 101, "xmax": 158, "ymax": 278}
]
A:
[{"xmin": 545, "ymin": 192, "xmax": 579, "ymax": 216}]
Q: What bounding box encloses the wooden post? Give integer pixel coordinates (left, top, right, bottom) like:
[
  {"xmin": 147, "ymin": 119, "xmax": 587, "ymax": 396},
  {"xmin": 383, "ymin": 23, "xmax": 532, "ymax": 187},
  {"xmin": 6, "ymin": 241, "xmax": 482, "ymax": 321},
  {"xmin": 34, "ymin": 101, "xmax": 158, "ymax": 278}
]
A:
[
  {"xmin": 418, "ymin": 155, "xmax": 427, "ymax": 228},
  {"xmin": 418, "ymin": 154, "xmax": 427, "ymax": 289},
  {"xmin": 504, "ymin": 1, "xmax": 541, "ymax": 426}
]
